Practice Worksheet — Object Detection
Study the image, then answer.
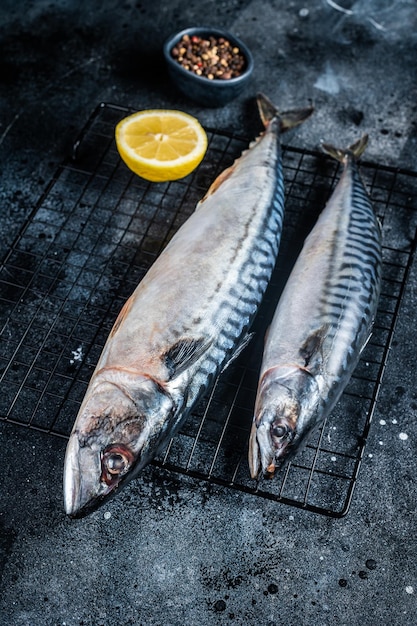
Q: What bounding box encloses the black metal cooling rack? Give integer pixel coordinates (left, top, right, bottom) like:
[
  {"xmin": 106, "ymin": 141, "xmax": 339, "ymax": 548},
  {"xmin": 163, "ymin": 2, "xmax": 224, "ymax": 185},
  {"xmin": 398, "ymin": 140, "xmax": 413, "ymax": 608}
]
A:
[{"xmin": 1, "ymin": 102, "xmax": 417, "ymax": 517}]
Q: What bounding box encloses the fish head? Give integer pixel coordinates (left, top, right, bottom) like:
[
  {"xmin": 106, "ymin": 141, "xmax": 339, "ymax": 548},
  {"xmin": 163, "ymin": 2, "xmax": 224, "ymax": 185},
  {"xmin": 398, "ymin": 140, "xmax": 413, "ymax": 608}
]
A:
[
  {"xmin": 64, "ymin": 372, "xmax": 177, "ymax": 518},
  {"xmin": 248, "ymin": 366, "xmax": 319, "ymax": 479},
  {"xmin": 249, "ymin": 380, "xmax": 299, "ymax": 479}
]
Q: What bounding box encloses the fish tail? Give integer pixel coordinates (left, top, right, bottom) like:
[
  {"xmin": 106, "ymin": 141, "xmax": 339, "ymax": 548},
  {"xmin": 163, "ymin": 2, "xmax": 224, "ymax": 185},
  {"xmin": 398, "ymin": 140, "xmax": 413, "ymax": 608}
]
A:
[
  {"xmin": 321, "ymin": 134, "xmax": 369, "ymax": 162},
  {"xmin": 256, "ymin": 93, "xmax": 314, "ymax": 132}
]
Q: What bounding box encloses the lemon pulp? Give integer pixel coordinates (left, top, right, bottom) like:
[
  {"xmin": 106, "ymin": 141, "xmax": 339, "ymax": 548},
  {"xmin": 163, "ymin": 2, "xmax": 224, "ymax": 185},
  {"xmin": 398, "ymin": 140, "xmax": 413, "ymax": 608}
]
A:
[{"xmin": 115, "ymin": 109, "xmax": 208, "ymax": 182}]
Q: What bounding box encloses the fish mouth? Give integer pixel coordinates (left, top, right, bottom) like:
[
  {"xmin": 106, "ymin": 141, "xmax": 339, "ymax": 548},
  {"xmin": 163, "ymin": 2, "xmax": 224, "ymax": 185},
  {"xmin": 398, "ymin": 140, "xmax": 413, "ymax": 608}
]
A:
[
  {"xmin": 248, "ymin": 368, "xmax": 320, "ymax": 480},
  {"xmin": 64, "ymin": 434, "xmax": 109, "ymax": 518},
  {"xmin": 248, "ymin": 418, "xmax": 296, "ymax": 480}
]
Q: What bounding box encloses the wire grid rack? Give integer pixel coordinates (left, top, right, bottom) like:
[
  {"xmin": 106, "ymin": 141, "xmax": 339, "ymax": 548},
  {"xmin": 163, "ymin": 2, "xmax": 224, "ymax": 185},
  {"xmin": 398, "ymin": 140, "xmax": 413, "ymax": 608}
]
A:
[{"xmin": 1, "ymin": 102, "xmax": 417, "ymax": 517}]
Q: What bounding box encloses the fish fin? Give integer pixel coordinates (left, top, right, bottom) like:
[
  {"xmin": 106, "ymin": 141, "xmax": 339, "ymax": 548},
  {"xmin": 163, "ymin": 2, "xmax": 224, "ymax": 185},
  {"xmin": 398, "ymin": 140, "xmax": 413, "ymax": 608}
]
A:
[
  {"xmin": 109, "ymin": 296, "xmax": 134, "ymax": 338},
  {"xmin": 199, "ymin": 95, "xmax": 314, "ymax": 207},
  {"xmin": 221, "ymin": 332, "xmax": 254, "ymax": 373},
  {"xmin": 299, "ymin": 324, "xmax": 330, "ymax": 367},
  {"xmin": 164, "ymin": 337, "xmax": 212, "ymax": 379},
  {"xmin": 197, "ymin": 165, "xmax": 235, "ymax": 205},
  {"xmin": 359, "ymin": 330, "xmax": 373, "ymax": 356},
  {"xmin": 257, "ymin": 93, "xmax": 278, "ymax": 126},
  {"xmin": 257, "ymin": 93, "xmax": 314, "ymax": 132},
  {"xmin": 279, "ymin": 106, "xmax": 315, "ymax": 132},
  {"xmin": 349, "ymin": 134, "xmax": 369, "ymax": 158},
  {"xmin": 322, "ymin": 134, "xmax": 369, "ymax": 162}
]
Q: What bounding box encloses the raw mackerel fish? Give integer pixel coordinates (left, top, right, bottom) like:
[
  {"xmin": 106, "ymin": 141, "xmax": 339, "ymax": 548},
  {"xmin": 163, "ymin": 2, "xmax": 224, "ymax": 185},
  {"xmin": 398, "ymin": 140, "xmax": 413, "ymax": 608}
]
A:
[
  {"xmin": 63, "ymin": 94, "xmax": 313, "ymax": 517},
  {"xmin": 249, "ymin": 135, "xmax": 382, "ymax": 479}
]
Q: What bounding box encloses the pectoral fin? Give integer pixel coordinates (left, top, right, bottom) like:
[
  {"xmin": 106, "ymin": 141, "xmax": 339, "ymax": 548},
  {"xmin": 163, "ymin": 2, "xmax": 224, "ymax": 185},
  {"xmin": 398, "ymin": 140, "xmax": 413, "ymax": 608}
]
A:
[
  {"xmin": 164, "ymin": 337, "xmax": 212, "ymax": 379},
  {"xmin": 299, "ymin": 324, "xmax": 330, "ymax": 368}
]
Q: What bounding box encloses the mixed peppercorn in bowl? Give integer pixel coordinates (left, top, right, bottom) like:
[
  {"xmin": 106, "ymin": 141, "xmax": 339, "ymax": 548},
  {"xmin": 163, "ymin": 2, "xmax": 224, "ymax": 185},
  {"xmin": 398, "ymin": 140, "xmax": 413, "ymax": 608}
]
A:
[{"xmin": 163, "ymin": 27, "xmax": 254, "ymax": 107}]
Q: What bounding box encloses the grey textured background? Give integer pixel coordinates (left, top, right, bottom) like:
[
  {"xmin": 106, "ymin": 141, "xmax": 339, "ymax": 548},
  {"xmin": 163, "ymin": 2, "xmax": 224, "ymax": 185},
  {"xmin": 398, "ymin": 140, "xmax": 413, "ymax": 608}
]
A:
[{"xmin": 1, "ymin": 1, "xmax": 416, "ymax": 625}]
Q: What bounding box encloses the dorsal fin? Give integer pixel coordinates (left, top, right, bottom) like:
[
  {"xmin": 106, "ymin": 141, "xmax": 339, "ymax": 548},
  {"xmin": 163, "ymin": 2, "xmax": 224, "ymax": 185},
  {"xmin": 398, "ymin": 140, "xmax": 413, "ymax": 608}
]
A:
[
  {"xmin": 196, "ymin": 165, "xmax": 234, "ymax": 205},
  {"xmin": 109, "ymin": 296, "xmax": 134, "ymax": 338}
]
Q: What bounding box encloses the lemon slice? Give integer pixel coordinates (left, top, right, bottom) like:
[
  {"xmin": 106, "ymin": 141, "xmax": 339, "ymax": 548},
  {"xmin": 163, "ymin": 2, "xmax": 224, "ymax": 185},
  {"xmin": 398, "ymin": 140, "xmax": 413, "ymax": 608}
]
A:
[{"xmin": 115, "ymin": 109, "xmax": 208, "ymax": 182}]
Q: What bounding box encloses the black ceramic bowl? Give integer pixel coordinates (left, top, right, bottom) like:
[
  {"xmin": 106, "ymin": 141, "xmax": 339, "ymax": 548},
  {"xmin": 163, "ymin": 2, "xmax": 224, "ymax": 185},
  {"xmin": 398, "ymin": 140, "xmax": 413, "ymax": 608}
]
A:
[{"xmin": 163, "ymin": 27, "xmax": 254, "ymax": 107}]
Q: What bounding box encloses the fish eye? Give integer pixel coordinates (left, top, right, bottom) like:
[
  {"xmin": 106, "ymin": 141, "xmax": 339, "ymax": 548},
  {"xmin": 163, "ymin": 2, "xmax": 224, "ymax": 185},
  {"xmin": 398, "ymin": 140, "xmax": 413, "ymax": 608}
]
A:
[
  {"xmin": 271, "ymin": 423, "xmax": 288, "ymax": 439},
  {"xmin": 106, "ymin": 452, "xmax": 127, "ymax": 475},
  {"xmin": 101, "ymin": 444, "xmax": 134, "ymax": 484}
]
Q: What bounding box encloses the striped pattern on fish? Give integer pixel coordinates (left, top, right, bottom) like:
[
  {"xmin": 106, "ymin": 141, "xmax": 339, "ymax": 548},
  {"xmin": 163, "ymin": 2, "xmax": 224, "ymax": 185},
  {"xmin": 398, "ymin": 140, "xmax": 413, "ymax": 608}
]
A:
[
  {"xmin": 169, "ymin": 159, "xmax": 286, "ymax": 412},
  {"xmin": 249, "ymin": 135, "xmax": 382, "ymax": 479},
  {"xmin": 63, "ymin": 93, "xmax": 313, "ymax": 517}
]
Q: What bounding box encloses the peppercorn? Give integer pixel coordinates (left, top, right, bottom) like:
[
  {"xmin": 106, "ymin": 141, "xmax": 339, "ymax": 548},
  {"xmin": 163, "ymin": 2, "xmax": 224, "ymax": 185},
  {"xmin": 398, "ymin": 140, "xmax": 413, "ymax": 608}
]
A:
[{"xmin": 171, "ymin": 34, "xmax": 246, "ymax": 80}]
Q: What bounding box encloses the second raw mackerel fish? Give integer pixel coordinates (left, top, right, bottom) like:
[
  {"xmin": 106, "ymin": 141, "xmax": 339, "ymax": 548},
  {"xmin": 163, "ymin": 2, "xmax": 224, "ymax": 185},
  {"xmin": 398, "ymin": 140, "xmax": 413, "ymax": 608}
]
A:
[
  {"xmin": 63, "ymin": 94, "xmax": 313, "ymax": 517},
  {"xmin": 249, "ymin": 135, "xmax": 382, "ymax": 479}
]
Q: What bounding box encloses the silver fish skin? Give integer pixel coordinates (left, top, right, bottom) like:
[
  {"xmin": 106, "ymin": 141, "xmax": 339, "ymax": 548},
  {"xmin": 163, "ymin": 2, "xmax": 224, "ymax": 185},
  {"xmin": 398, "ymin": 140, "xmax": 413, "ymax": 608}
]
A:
[
  {"xmin": 63, "ymin": 94, "xmax": 313, "ymax": 517},
  {"xmin": 249, "ymin": 135, "xmax": 382, "ymax": 479}
]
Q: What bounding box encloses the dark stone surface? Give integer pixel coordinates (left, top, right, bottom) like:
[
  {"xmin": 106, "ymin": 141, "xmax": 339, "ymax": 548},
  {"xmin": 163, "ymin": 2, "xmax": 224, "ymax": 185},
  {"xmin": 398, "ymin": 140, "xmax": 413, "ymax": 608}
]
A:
[{"xmin": 1, "ymin": 1, "xmax": 416, "ymax": 625}]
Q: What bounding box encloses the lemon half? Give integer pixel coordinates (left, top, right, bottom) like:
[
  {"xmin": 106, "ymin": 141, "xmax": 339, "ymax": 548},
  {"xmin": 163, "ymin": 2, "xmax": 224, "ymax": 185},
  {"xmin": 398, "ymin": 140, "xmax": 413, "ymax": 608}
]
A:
[{"xmin": 115, "ymin": 109, "xmax": 208, "ymax": 182}]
